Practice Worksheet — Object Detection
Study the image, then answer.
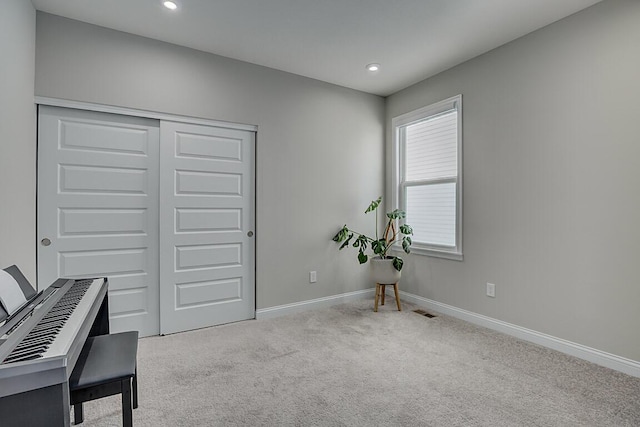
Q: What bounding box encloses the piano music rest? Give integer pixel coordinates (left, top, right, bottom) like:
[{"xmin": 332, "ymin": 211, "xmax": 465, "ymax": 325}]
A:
[{"xmin": 70, "ymin": 331, "xmax": 139, "ymax": 427}]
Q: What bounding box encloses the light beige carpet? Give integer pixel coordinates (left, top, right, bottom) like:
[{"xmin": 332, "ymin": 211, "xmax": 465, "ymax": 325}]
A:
[{"xmin": 76, "ymin": 299, "xmax": 640, "ymax": 426}]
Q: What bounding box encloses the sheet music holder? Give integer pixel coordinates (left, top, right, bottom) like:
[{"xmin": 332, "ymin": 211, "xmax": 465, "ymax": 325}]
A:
[{"xmin": 0, "ymin": 265, "xmax": 38, "ymax": 324}]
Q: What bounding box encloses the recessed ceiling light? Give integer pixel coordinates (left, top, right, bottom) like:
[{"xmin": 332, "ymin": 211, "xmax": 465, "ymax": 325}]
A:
[
  {"xmin": 366, "ymin": 63, "xmax": 380, "ymax": 72},
  {"xmin": 163, "ymin": 1, "xmax": 178, "ymax": 10}
]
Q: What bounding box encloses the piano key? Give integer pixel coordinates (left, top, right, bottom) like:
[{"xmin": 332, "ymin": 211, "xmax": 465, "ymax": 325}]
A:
[
  {"xmin": 40, "ymin": 278, "xmax": 103, "ymax": 358},
  {"xmin": 18, "ymin": 327, "xmax": 61, "ymax": 340},
  {"xmin": 3, "ymin": 345, "xmax": 49, "ymax": 362}
]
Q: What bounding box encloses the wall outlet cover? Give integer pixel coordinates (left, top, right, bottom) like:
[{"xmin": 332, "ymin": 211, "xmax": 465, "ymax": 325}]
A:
[{"xmin": 486, "ymin": 282, "xmax": 496, "ymax": 298}]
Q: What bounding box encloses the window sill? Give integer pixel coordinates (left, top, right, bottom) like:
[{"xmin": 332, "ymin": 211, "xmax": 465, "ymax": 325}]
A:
[{"xmin": 391, "ymin": 246, "xmax": 463, "ymax": 262}]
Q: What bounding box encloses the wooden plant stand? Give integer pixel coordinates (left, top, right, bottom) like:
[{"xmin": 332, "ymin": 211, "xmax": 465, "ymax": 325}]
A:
[{"xmin": 374, "ymin": 282, "xmax": 402, "ymax": 312}]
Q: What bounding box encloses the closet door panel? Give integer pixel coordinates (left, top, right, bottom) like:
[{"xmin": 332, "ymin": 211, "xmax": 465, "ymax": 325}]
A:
[
  {"xmin": 159, "ymin": 121, "xmax": 255, "ymax": 335},
  {"xmin": 37, "ymin": 106, "xmax": 160, "ymax": 337}
]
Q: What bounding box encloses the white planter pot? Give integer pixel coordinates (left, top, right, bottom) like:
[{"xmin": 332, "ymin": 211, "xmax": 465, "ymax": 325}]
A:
[{"xmin": 369, "ymin": 257, "xmax": 401, "ymax": 284}]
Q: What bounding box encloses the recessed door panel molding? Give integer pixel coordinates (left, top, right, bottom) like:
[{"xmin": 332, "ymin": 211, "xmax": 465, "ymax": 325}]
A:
[
  {"xmin": 108, "ymin": 286, "xmax": 151, "ymax": 333},
  {"xmin": 175, "ymin": 278, "xmax": 243, "ymax": 309},
  {"xmin": 160, "ymin": 121, "xmax": 255, "ymax": 334},
  {"xmin": 175, "ymin": 170, "xmax": 242, "ymax": 196},
  {"xmin": 59, "ymin": 164, "xmax": 148, "ymax": 195},
  {"xmin": 38, "ymin": 105, "xmax": 160, "ymax": 337},
  {"xmin": 59, "ymin": 208, "xmax": 148, "ymax": 236},
  {"xmin": 175, "ymin": 244, "xmax": 242, "ymax": 271},
  {"xmin": 175, "ymin": 208, "xmax": 242, "ymax": 233},
  {"xmin": 104, "ymin": 272, "xmax": 148, "ymax": 291},
  {"xmin": 175, "ymin": 132, "xmax": 242, "ymax": 162},
  {"xmin": 109, "ymin": 287, "xmax": 149, "ymax": 317},
  {"xmin": 60, "ymin": 119, "xmax": 150, "ymax": 156},
  {"xmin": 59, "ymin": 248, "xmax": 147, "ymax": 278}
]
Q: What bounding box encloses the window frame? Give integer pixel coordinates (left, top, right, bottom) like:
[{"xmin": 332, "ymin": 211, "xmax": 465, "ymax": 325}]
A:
[{"xmin": 391, "ymin": 94, "xmax": 463, "ymax": 261}]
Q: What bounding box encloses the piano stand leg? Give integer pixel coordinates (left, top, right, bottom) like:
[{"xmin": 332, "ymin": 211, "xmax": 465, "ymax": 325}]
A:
[
  {"xmin": 133, "ymin": 367, "xmax": 138, "ymax": 409},
  {"xmin": 74, "ymin": 403, "xmax": 84, "ymax": 424},
  {"xmin": 122, "ymin": 379, "xmax": 133, "ymax": 427}
]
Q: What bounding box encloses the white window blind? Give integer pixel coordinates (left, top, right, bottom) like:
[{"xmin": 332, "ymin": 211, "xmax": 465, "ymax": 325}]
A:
[
  {"xmin": 406, "ymin": 182, "xmax": 456, "ymax": 247},
  {"xmin": 392, "ymin": 95, "xmax": 462, "ymax": 259},
  {"xmin": 405, "ymin": 110, "xmax": 458, "ymax": 182}
]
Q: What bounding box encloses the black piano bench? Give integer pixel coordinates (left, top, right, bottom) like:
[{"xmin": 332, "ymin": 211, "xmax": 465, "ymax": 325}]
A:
[{"xmin": 69, "ymin": 331, "xmax": 139, "ymax": 426}]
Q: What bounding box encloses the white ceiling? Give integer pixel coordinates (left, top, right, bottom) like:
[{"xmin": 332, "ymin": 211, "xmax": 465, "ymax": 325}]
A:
[{"xmin": 31, "ymin": 0, "xmax": 602, "ymax": 96}]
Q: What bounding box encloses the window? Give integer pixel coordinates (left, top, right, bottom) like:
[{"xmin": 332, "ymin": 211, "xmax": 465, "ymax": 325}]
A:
[{"xmin": 392, "ymin": 95, "xmax": 462, "ymax": 260}]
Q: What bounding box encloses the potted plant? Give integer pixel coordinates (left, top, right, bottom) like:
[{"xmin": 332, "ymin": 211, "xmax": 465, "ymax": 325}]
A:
[{"xmin": 332, "ymin": 196, "xmax": 413, "ymax": 284}]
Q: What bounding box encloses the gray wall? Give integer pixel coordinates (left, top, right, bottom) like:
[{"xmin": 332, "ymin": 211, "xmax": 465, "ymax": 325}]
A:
[
  {"xmin": 35, "ymin": 13, "xmax": 385, "ymax": 309},
  {"xmin": 0, "ymin": 0, "xmax": 36, "ymax": 284},
  {"xmin": 386, "ymin": 0, "xmax": 640, "ymax": 362}
]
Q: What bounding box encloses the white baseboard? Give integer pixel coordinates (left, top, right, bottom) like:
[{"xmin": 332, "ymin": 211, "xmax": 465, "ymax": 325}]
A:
[
  {"xmin": 399, "ymin": 291, "xmax": 640, "ymax": 378},
  {"xmin": 256, "ymin": 288, "xmax": 374, "ymax": 320}
]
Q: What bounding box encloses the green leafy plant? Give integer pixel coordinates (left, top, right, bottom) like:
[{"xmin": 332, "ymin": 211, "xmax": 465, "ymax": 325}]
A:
[{"xmin": 332, "ymin": 196, "xmax": 413, "ymax": 271}]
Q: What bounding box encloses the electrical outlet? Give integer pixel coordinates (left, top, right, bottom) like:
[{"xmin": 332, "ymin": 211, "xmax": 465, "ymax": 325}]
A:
[
  {"xmin": 309, "ymin": 271, "xmax": 317, "ymax": 283},
  {"xmin": 486, "ymin": 282, "xmax": 496, "ymax": 298}
]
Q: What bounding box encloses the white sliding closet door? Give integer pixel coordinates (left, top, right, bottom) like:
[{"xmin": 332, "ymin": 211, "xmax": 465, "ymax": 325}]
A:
[
  {"xmin": 159, "ymin": 122, "xmax": 255, "ymax": 335},
  {"xmin": 37, "ymin": 106, "xmax": 160, "ymax": 337}
]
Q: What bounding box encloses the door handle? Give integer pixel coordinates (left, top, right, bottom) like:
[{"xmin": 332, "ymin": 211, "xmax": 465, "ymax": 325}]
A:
[
  {"xmin": 247, "ymin": 231, "xmax": 254, "ymax": 237},
  {"xmin": 41, "ymin": 238, "xmax": 51, "ymax": 247}
]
